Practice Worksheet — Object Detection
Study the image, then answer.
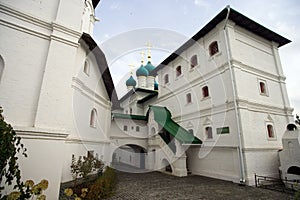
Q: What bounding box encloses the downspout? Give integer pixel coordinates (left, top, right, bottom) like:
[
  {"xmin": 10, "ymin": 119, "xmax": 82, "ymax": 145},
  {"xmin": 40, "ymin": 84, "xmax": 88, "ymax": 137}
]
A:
[{"xmin": 223, "ymin": 5, "xmax": 246, "ymax": 184}]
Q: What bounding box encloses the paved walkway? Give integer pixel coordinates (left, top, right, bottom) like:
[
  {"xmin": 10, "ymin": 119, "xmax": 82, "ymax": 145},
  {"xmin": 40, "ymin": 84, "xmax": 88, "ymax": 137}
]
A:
[{"xmin": 108, "ymin": 171, "xmax": 294, "ymax": 200}]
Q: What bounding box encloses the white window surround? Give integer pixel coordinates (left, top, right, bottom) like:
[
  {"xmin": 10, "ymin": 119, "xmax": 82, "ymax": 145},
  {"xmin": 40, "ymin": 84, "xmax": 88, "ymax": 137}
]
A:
[
  {"xmin": 83, "ymin": 59, "xmax": 90, "ymax": 76},
  {"xmin": 266, "ymin": 122, "xmax": 277, "ymax": 141},
  {"xmin": 201, "ymin": 86, "xmax": 210, "ymax": 99},
  {"xmin": 265, "ymin": 115, "xmax": 276, "ymax": 140},
  {"xmin": 205, "ymin": 126, "xmax": 213, "ymax": 140},
  {"xmin": 258, "ymin": 79, "xmax": 269, "ymax": 96},
  {"xmin": 90, "ymin": 108, "xmax": 97, "ymax": 128},
  {"xmin": 186, "ymin": 92, "xmax": 192, "ymax": 105},
  {"xmin": 0, "ymin": 55, "xmax": 4, "ymax": 82}
]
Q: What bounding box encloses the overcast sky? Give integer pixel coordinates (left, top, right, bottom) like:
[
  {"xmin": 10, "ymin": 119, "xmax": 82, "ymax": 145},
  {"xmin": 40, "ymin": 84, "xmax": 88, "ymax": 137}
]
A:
[{"xmin": 93, "ymin": 0, "xmax": 300, "ymax": 116}]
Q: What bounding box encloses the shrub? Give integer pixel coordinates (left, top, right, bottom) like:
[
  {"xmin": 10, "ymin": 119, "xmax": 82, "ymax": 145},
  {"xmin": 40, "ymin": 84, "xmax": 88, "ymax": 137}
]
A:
[
  {"xmin": 86, "ymin": 167, "xmax": 116, "ymax": 200},
  {"xmin": 295, "ymin": 189, "xmax": 300, "ymax": 200},
  {"xmin": 0, "ymin": 107, "xmax": 29, "ymax": 199},
  {"xmin": 71, "ymin": 154, "xmax": 104, "ymax": 183}
]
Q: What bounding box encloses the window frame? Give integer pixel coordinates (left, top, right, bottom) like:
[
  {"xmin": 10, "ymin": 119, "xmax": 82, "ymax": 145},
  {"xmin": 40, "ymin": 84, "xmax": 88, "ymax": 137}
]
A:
[
  {"xmin": 205, "ymin": 126, "xmax": 213, "ymax": 139},
  {"xmin": 259, "ymin": 80, "xmax": 268, "ymax": 96},
  {"xmin": 266, "ymin": 124, "xmax": 276, "ymax": 139},
  {"xmin": 190, "ymin": 54, "xmax": 198, "ymax": 69},
  {"xmin": 176, "ymin": 65, "xmax": 182, "ymax": 77},
  {"xmin": 186, "ymin": 93, "xmax": 192, "ymax": 104},
  {"xmin": 202, "ymin": 86, "xmax": 209, "ymax": 98},
  {"xmin": 164, "ymin": 74, "xmax": 169, "ymax": 85},
  {"xmin": 123, "ymin": 125, "xmax": 128, "ymax": 131},
  {"xmin": 83, "ymin": 59, "xmax": 90, "ymax": 76},
  {"xmin": 90, "ymin": 108, "xmax": 97, "ymax": 128},
  {"xmin": 209, "ymin": 41, "xmax": 219, "ymax": 56},
  {"xmin": 0, "ymin": 55, "xmax": 4, "ymax": 82}
]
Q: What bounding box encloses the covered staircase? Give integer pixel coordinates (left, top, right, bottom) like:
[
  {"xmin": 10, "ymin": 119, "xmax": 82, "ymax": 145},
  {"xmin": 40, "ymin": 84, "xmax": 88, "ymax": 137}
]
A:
[{"xmin": 148, "ymin": 105, "xmax": 202, "ymax": 176}]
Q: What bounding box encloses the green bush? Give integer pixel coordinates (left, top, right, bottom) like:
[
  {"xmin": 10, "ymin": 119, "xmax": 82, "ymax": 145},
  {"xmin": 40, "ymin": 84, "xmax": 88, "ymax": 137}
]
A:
[
  {"xmin": 0, "ymin": 107, "xmax": 30, "ymax": 199},
  {"xmin": 86, "ymin": 167, "xmax": 116, "ymax": 200},
  {"xmin": 295, "ymin": 189, "xmax": 300, "ymax": 200}
]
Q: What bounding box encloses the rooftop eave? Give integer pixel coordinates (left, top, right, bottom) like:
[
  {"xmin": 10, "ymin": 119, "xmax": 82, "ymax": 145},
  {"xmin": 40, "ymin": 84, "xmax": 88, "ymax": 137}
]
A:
[
  {"xmin": 150, "ymin": 6, "xmax": 291, "ymax": 76},
  {"xmin": 79, "ymin": 33, "xmax": 120, "ymax": 109},
  {"xmin": 92, "ymin": 0, "xmax": 100, "ymax": 9}
]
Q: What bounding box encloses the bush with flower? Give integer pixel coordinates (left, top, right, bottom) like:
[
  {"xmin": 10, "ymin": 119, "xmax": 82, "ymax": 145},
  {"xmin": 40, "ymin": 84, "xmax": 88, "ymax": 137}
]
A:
[
  {"xmin": 7, "ymin": 179, "xmax": 49, "ymax": 200},
  {"xmin": 0, "ymin": 107, "xmax": 49, "ymax": 199}
]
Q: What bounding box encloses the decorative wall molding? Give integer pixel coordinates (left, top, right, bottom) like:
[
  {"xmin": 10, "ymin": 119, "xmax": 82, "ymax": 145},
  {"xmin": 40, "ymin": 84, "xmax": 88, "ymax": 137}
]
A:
[
  {"xmin": 65, "ymin": 136, "xmax": 110, "ymax": 144},
  {"xmin": 15, "ymin": 126, "xmax": 69, "ymax": 140},
  {"xmin": 0, "ymin": 3, "xmax": 82, "ymax": 47},
  {"xmin": 72, "ymin": 77, "xmax": 111, "ymax": 109}
]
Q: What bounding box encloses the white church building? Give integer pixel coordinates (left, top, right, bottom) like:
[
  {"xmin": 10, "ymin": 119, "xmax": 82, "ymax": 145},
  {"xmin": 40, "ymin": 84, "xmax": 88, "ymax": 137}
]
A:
[{"xmin": 0, "ymin": 0, "xmax": 296, "ymax": 199}]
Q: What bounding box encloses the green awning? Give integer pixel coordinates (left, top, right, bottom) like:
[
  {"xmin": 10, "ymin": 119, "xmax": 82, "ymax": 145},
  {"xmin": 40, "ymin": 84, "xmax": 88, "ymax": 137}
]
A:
[
  {"xmin": 112, "ymin": 113, "xmax": 147, "ymax": 121},
  {"xmin": 149, "ymin": 105, "xmax": 202, "ymax": 144}
]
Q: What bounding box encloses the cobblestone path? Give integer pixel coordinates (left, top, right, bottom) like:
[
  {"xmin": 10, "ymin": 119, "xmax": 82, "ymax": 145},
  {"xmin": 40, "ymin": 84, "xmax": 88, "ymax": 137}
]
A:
[{"xmin": 108, "ymin": 171, "xmax": 294, "ymax": 200}]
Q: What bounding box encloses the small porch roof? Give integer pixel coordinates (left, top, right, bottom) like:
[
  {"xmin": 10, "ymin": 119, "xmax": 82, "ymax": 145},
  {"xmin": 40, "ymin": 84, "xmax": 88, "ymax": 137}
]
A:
[{"xmin": 148, "ymin": 105, "xmax": 202, "ymax": 145}]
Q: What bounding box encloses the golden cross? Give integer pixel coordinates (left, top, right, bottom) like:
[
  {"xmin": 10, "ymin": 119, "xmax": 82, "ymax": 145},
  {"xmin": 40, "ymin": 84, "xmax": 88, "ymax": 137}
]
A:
[
  {"xmin": 145, "ymin": 41, "xmax": 152, "ymax": 61},
  {"xmin": 128, "ymin": 64, "xmax": 135, "ymax": 74},
  {"xmin": 140, "ymin": 51, "xmax": 145, "ymax": 64}
]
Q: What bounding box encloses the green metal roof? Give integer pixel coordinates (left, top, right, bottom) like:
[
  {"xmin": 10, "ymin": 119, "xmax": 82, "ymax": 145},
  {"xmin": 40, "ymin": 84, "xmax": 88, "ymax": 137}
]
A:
[
  {"xmin": 126, "ymin": 75, "xmax": 137, "ymax": 86},
  {"xmin": 112, "ymin": 113, "xmax": 147, "ymax": 121},
  {"xmin": 144, "ymin": 61, "xmax": 155, "ymax": 74},
  {"xmin": 136, "ymin": 64, "xmax": 149, "ymax": 77},
  {"xmin": 137, "ymin": 92, "xmax": 158, "ymax": 104},
  {"xmin": 149, "ymin": 105, "xmax": 202, "ymax": 144}
]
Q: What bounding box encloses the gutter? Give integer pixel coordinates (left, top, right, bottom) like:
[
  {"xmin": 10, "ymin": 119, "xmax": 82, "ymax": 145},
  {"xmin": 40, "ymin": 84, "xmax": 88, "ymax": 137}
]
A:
[{"xmin": 223, "ymin": 5, "xmax": 246, "ymax": 184}]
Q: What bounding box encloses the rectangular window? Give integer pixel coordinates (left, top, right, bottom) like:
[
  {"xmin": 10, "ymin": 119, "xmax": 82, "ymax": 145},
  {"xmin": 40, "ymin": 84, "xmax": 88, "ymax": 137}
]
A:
[
  {"xmin": 190, "ymin": 55, "xmax": 198, "ymax": 68},
  {"xmin": 259, "ymin": 81, "xmax": 268, "ymax": 95},
  {"xmin": 202, "ymin": 86, "xmax": 209, "ymax": 98},
  {"xmin": 123, "ymin": 125, "xmax": 128, "ymax": 131},
  {"xmin": 136, "ymin": 126, "xmax": 140, "ymax": 132},
  {"xmin": 186, "ymin": 93, "xmax": 192, "ymax": 103},
  {"xmin": 176, "ymin": 66, "xmax": 182, "ymax": 77},
  {"xmin": 209, "ymin": 41, "xmax": 219, "ymax": 56},
  {"xmin": 267, "ymin": 124, "xmax": 275, "ymax": 138},
  {"xmin": 164, "ymin": 74, "xmax": 169, "ymax": 84},
  {"xmin": 205, "ymin": 127, "xmax": 213, "ymax": 139}
]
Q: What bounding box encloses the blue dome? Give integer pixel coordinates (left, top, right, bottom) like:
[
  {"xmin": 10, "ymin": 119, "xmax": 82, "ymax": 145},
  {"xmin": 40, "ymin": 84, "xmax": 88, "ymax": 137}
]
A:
[
  {"xmin": 144, "ymin": 61, "xmax": 155, "ymax": 73},
  {"xmin": 136, "ymin": 65, "xmax": 149, "ymax": 77},
  {"xmin": 126, "ymin": 75, "xmax": 136, "ymax": 86},
  {"xmin": 154, "ymin": 80, "xmax": 158, "ymax": 90}
]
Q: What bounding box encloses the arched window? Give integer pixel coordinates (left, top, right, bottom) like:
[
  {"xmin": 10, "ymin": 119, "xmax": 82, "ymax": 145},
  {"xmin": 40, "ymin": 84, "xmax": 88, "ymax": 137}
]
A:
[
  {"xmin": 202, "ymin": 86, "xmax": 209, "ymax": 98},
  {"xmin": 83, "ymin": 60, "xmax": 90, "ymax": 75},
  {"xmin": 259, "ymin": 81, "xmax": 267, "ymax": 95},
  {"xmin": 186, "ymin": 93, "xmax": 192, "ymax": 103},
  {"xmin": 164, "ymin": 74, "xmax": 169, "ymax": 84},
  {"xmin": 90, "ymin": 108, "xmax": 97, "ymax": 127},
  {"xmin": 267, "ymin": 124, "xmax": 274, "ymax": 138},
  {"xmin": 190, "ymin": 55, "xmax": 198, "ymax": 68},
  {"xmin": 136, "ymin": 126, "xmax": 140, "ymax": 132},
  {"xmin": 209, "ymin": 41, "xmax": 219, "ymax": 56},
  {"xmin": 205, "ymin": 126, "xmax": 213, "ymax": 139},
  {"xmin": 176, "ymin": 66, "xmax": 182, "ymax": 77},
  {"xmin": 129, "ymin": 107, "xmax": 132, "ymax": 114},
  {"xmin": 0, "ymin": 55, "xmax": 4, "ymax": 82},
  {"xmin": 188, "ymin": 129, "xmax": 194, "ymax": 135},
  {"xmin": 151, "ymin": 127, "xmax": 156, "ymax": 135}
]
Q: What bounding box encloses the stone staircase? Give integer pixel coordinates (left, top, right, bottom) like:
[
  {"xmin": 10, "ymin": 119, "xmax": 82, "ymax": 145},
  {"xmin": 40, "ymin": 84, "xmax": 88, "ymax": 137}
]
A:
[{"xmin": 157, "ymin": 134, "xmax": 188, "ymax": 177}]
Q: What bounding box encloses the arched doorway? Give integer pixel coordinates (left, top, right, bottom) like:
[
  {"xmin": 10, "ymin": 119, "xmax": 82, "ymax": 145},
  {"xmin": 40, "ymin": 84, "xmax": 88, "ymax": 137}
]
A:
[
  {"xmin": 162, "ymin": 159, "xmax": 173, "ymax": 173},
  {"xmin": 112, "ymin": 144, "xmax": 147, "ymax": 173},
  {"xmin": 287, "ymin": 166, "xmax": 300, "ymax": 175}
]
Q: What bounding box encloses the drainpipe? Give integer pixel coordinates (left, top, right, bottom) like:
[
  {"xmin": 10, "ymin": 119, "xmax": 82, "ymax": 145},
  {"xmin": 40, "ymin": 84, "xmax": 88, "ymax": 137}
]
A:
[{"xmin": 223, "ymin": 5, "xmax": 246, "ymax": 184}]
